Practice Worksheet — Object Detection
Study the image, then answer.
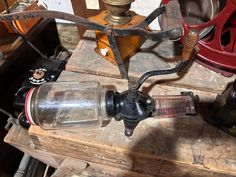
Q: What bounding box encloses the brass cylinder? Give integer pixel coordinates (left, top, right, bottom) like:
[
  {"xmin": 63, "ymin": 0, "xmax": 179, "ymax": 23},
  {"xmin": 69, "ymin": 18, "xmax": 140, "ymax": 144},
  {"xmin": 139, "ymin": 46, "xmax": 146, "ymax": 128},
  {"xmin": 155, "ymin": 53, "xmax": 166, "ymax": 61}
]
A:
[{"xmin": 103, "ymin": 0, "xmax": 135, "ymax": 25}]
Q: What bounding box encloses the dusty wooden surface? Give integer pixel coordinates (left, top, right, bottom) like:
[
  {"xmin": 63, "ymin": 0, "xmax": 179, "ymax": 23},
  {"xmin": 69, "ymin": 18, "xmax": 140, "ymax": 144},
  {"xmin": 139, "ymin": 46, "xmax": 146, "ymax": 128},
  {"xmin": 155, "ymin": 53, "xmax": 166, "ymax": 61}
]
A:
[
  {"xmin": 5, "ymin": 124, "xmax": 233, "ymax": 177},
  {"xmin": 4, "ymin": 124, "xmax": 64, "ymax": 168},
  {"xmin": 56, "ymin": 23, "xmax": 80, "ymax": 50},
  {"xmin": 66, "ymin": 30, "xmax": 235, "ymax": 93},
  {"xmin": 25, "ymin": 71, "xmax": 236, "ymax": 176}
]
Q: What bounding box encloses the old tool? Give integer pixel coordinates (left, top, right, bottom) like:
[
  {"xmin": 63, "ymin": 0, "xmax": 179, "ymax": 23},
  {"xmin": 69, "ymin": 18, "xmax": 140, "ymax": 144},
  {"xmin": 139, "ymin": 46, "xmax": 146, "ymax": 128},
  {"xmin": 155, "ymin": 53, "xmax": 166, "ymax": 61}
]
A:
[
  {"xmin": 106, "ymin": 30, "xmax": 199, "ymax": 136},
  {"xmin": 24, "ymin": 82, "xmax": 197, "ymax": 137},
  {"xmin": 0, "ymin": 1, "xmax": 200, "ymax": 136},
  {"xmin": 24, "ymin": 30, "xmax": 199, "ymax": 136},
  {"xmin": 90, "ymin": 2, "xmax": 146, "ymax": 67}
]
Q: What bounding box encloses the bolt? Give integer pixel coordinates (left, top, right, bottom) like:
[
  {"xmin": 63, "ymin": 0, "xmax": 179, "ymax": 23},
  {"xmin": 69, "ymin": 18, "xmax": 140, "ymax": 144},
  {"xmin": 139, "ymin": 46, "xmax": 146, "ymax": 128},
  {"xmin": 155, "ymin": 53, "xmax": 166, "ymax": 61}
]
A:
[
  {"xmin": 125, "ymin": 128, "xmax": 133, "ymax": 137},
  {"xmin": 147, "ymin": 99, "xmax": 152, "ymax": 104},
  {"xmin": 128, "ymin": 81, "xmax": 139, "ymax": 90},
  {"xmin": 114, "ymin": 114, "xmax": 122, "ymax": 121},
  {"xmin": 194, "ymin": 46, "xmax": 200, "ymax": 53}
]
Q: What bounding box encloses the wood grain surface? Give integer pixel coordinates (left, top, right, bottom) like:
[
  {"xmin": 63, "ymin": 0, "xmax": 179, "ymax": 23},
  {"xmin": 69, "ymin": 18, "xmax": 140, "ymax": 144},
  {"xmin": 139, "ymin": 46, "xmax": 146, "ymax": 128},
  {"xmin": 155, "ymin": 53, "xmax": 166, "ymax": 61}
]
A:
[
  {"xmin": 5, "ymin": 123, "xmax": 236, "ymax": 177},
  {"xmin": 66, "ymin": 30, "xmax": 235, "ymax": 93}
]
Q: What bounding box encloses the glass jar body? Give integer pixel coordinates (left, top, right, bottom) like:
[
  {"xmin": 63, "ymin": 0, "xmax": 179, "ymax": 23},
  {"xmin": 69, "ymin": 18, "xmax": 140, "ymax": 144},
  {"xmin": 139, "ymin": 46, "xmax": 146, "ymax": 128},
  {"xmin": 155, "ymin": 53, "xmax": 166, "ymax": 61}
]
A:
[{"xmin": 25, "ymin": 81, "xmax": 109, "ymax": 129}]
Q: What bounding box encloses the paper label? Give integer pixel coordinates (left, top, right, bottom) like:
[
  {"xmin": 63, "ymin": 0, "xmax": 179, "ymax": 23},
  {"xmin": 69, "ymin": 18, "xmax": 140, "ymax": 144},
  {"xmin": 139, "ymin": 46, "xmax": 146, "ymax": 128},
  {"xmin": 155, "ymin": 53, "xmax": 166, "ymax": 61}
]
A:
[{"xmin": 85, "ymin": 0, "xmax": 100, "ymax": 10}]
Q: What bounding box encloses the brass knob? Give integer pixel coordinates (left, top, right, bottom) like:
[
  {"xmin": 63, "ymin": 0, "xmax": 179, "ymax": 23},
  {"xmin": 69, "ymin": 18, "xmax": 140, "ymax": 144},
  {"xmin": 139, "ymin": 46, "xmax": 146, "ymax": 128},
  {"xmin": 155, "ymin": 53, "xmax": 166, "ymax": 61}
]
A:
[{"xmin": 103, "ymin": 0, "xmax": 135, "ymax": 25}]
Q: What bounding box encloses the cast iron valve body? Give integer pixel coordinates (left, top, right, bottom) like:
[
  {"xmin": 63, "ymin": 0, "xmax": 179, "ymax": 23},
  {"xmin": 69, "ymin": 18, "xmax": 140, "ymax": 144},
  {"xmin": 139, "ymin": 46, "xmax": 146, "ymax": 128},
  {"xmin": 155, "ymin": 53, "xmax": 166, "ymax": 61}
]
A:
[{"xmin": 106, "ymin": 84, "xmax": 155, "ymax": 136}]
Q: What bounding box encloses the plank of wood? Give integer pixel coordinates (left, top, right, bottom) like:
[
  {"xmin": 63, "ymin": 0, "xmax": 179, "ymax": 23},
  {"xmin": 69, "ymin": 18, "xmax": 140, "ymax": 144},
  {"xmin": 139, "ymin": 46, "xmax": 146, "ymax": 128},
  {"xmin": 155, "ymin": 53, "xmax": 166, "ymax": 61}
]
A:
[
  {"xmin": 27, "ymin": 71, "xmax": 236, "ymax": 176},
  {"xmin": 4, "ymin": 124, "xmax": 64, "ymax": 168},
  {"xmin": 5, "ymin": 125, "xmax": 231, "ymax": 177},
  {"xmin": 66, "ymin": 30, "xmax": 235, "ymax": 93},
  {"xmin": 56, "ymin": 23, "xmax": 80, "ymax": 50},
  {"xmin": 51, "ymin": 159, "xmax": 88, "ymax": 177},
  {"xmin": 53, "ymin": 159, "xmax": 236, "ymax": 177}
]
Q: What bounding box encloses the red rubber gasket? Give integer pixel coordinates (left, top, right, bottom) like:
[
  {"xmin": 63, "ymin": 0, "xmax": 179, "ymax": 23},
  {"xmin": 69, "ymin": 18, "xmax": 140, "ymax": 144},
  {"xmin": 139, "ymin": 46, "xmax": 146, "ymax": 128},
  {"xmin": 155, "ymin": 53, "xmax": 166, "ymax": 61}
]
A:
[{"xmin": 24, "ymin": 87, "xmax": 36, "ymax": 125}]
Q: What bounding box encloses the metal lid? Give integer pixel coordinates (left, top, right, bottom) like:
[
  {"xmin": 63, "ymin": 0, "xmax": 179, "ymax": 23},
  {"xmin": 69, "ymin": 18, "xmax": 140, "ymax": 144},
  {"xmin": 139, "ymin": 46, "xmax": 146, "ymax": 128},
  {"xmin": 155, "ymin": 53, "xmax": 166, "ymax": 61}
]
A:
[{"xmin": 103, "ymin": 0, "xmax": 134, "ymax": 6}]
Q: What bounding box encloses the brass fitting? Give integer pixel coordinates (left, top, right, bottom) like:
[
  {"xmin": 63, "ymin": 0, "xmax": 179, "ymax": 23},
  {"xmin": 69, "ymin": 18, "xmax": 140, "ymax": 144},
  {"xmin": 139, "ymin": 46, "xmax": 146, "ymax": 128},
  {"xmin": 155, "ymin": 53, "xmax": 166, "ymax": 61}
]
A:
[{"xmin": 103, "ymin": 0, "xmax": 135, "ymax": 25}]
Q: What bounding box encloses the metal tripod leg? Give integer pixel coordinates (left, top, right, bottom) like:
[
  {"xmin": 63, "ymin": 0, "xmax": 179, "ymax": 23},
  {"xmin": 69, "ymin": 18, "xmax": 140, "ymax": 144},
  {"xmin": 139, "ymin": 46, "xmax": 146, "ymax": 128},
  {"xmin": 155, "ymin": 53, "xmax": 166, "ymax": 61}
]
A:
[{"xmin": 106, "ymin": 29, "xmax": 129, "ymax": 79}]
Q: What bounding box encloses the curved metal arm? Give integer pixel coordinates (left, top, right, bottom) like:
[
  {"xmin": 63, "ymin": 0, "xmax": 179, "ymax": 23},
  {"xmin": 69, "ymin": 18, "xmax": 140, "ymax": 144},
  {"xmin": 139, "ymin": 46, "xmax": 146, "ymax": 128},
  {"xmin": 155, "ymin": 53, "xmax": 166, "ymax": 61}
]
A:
[
  {"xmin": 137, "ymin": 61, "xmax": 187, "ymax": 87},
  {"xmin": 133, "ymin": 30, "xmax": 199, "ymax": 90},
  {"xmin": 0, "ymin": 1, "xmax": 182, "ymax": 40},
  {"xmin": 0, "ymin": 10, "xmax": 106, "ymax": 31},
  {"xmin": 113, "ymin": 28, "xmax": 182, "ymax": 42}
]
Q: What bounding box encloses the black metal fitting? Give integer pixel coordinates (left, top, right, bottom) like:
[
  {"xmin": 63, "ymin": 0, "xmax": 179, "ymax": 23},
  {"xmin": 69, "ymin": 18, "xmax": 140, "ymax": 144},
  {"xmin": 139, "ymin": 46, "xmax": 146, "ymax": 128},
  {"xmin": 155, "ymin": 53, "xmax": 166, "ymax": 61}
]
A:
[
  {"xmin": 208, "ymin": 79, "xmax": 236, "ymax": 137},
  {"xmin": 105, "ymin": 59, "xmax": 193, "ymax": 137},
  {"xmin": 106, "ymin": 89, "xmax": 154, "ymax": 136}
]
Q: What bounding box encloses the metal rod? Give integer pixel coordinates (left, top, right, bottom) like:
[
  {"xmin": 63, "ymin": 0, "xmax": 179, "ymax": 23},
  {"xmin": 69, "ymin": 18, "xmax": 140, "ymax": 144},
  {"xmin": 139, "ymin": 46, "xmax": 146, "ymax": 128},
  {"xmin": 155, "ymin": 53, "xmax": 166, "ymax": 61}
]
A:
[
  {"xmin": 0, "ymin": 10, "xmax": 106, "ymax": 31},
  {"xmin": 137, "ymin": 61, "xmax": 187, "ymax": 88},
  {"xmin": 0, "ymin": 9, "xmax": 182, "ymax": 40},
  {"xmin": 106, "ymin": 29, "xmax": 129, "ymax": 79},
  {"xmin": 14, "ymin": 154, "xmax": 31, "ymax": 177},
  {"xmin": 137, "ymin": 6, "xmax": 165, "ymax": 28}
]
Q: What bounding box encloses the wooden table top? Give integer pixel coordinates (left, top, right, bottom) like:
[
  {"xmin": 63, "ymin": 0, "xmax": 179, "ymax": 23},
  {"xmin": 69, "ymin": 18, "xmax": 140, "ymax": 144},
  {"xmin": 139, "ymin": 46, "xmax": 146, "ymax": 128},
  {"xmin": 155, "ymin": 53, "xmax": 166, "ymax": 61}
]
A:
[{"xmin": 66, "ymin": 30, "xmax": 235, "ymax": 93}]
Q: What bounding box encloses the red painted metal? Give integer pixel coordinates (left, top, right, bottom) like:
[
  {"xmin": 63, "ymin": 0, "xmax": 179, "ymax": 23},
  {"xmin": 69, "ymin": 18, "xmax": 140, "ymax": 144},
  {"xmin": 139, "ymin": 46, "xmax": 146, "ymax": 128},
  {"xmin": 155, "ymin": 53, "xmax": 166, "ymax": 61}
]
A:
[{"xmin": 163, "ymin": 0, "xmax": 236, "ymax": 76}]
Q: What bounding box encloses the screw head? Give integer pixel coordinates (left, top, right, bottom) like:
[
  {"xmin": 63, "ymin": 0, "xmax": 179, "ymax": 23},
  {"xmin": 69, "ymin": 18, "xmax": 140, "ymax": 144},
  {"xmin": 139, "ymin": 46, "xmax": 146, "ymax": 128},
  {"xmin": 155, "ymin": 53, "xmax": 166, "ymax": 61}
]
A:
[
  {"xmin": 125, "ymin": 128, "xmax": 133, "ymax": 137},
  {"xmin": 128, "ymin": 81, "xmax": 139, "ymax": 90},
  {"xmin": 147, "ymin": 99, "xmax": 152, "ymax": 104}
]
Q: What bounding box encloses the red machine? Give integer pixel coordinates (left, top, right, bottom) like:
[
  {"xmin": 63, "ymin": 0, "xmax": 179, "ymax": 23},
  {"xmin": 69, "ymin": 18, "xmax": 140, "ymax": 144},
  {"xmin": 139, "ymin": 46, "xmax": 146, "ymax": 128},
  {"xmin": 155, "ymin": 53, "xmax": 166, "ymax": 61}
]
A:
[{"xmin": 163, "ymin": 0, "xmax": 236, "ymax": 76}]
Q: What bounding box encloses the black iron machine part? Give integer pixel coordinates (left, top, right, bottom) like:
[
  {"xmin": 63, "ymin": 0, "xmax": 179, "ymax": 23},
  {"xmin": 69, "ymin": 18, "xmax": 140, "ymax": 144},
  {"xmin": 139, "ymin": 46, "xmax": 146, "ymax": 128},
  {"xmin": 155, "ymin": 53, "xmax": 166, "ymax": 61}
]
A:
[{"xmin": 207, "ymin": 79, "xmax": 236, "ymax": 137}]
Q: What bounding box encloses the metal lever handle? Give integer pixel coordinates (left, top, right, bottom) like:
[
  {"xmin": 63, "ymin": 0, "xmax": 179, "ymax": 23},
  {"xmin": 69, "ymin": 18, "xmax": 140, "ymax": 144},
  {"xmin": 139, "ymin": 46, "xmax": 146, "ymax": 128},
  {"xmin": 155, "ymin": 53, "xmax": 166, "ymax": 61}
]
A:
[{"xmin": 181, "ymin": 30, "xmax": 199, "ymax": 61}]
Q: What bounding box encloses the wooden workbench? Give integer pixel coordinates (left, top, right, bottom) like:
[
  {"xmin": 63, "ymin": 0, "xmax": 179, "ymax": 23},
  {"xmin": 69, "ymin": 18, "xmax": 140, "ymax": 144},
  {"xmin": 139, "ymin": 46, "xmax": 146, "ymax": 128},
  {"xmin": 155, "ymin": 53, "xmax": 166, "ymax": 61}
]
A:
[
  {"xmin": 5, "ymin": 30, "xmax": 236, "ymax": 176},
  {"xmin": 66, "ymin": 30, "xmax": 235, "ymax": 93}
]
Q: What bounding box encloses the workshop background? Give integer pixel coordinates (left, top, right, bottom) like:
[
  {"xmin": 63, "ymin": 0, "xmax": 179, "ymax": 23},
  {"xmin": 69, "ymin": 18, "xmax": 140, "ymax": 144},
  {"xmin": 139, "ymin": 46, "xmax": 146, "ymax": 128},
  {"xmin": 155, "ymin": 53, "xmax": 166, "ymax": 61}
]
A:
[
  {"xmin": 0, "ymin": 0, "xmax": 160, "ymax": 177},
  {"xmin": 0, "ymin": 0, "xmax": 236, "ymax": 177}
]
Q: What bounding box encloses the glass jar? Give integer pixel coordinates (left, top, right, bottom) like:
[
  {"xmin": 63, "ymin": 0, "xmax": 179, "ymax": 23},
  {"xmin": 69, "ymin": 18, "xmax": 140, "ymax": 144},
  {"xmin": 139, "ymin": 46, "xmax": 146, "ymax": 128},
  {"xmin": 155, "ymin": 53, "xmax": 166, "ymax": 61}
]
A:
[{"xmin": 25, "ymin": 81, "xmax": 111, "ymax": 129}]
